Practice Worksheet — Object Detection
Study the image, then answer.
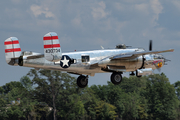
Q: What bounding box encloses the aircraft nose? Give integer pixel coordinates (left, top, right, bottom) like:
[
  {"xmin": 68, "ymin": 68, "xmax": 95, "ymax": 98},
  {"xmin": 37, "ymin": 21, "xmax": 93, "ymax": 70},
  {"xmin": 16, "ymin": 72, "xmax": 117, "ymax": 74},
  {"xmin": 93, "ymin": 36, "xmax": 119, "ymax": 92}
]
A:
[
  {"xmin": 162, "ymin": 55, "xmax": 171, "ymax": 65},
  {"xmin": 159, "ymin": 55, "xmax": 166, "ymax": 64},
  {"xmin": 164, "ymin": 58, "xmax": 171, "ymax": 63}
]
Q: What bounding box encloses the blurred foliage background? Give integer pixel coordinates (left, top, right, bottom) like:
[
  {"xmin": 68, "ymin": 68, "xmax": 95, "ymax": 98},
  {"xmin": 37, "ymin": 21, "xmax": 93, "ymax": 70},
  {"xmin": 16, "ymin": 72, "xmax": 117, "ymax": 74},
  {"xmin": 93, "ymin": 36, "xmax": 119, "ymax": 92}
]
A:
[{"xmin": 0, "ymin": 69, "xmax": 179, "ymax": 120}]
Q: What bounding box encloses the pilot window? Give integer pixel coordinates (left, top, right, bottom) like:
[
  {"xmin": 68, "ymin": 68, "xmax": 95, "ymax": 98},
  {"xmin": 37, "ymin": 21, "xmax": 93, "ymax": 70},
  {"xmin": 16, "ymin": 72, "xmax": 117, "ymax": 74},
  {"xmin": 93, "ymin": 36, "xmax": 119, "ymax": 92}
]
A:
[
  {"xmin": 154, "ymin": 54, "xmax": 163, "ymax": 59},
  {"xmin": 81, "ymin": 55, "xmax": 90, "ymax": 62}
]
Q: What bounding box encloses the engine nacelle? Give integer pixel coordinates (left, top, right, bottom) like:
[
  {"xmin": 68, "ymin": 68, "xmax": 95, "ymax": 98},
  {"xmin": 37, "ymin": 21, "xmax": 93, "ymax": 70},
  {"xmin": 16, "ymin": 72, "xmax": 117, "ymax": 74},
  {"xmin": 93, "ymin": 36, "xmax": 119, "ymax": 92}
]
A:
[
  {"xmin": 98, "ymin": 56, "xmax": 144, "ymax": 72},
  {"xmin": 136, "ymin": 68, "xmax": 153, "ymax": 76}
]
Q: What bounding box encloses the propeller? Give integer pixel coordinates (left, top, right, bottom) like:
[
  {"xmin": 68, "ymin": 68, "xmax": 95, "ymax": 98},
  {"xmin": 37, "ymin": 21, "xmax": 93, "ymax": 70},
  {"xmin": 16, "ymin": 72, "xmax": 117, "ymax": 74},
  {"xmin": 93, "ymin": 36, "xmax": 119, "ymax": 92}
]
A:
[
  {"xmin": 149, "ymin": 40, "xmax": 152, "ymax": 51},
  {"xmin": 149, "ymin": 40, "xmax": 162, "ymax": 72}
]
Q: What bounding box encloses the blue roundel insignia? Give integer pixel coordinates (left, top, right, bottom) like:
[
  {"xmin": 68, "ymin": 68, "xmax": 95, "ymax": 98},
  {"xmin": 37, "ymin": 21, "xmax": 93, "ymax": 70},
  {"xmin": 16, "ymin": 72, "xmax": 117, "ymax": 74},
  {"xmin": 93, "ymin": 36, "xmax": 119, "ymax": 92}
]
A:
[{"xmin": 60, "ymin": 55, "xmax": 71, "ymax": 68}]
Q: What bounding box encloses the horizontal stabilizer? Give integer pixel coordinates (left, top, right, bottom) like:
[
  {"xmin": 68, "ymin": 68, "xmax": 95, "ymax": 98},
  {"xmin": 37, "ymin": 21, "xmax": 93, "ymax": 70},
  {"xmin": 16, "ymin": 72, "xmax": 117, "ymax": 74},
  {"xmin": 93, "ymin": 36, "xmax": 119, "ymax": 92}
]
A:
[
  {"xmin": 4, "ymin": 37, "xmax": 21, "ymax": 65},
  {"xmin": 43, "ymin": 32, "xmax": 62, "ymax": 62}
]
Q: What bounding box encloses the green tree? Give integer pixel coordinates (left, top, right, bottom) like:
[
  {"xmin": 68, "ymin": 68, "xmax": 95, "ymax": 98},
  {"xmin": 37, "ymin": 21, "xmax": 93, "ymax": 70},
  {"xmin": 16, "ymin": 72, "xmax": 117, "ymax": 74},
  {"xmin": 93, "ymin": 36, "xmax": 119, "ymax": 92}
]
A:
[
  {"xmin": 119, "ymin": 76, "xmax": 147, "ymax": 93},
  {"xmin": 173, "ymin": 81, "xmax": 180, "ymax": 120},
  {"xmin": 81, "ymin": 88, "xmax": 99, "ymax": 120},
  {"xmin": 0, "ymin": 81, "xmax": 24, "ymax": 94},
  {"xmin": 91, "ymin": 82, "xmax": 141, "ymax": 120},
  {"xmin": 95, "ymin": 100, "xmax": 117, "ymax": 120},
  {"xmin": 0, "ymin": 76, "xmax": 42, "ymax": 120},
  {"xmin": 0, "ymin": 87, "xmax": 35, "ymax": 119},
  {"xmin": 20, "ymin": 76, "xmax": 33, "ymax": 91},
  {"xmin": 57, "ymin": 94, "xmax": 85, "ymax": 120},
  {"xmin": 27, "ymin": 69, "xmax": 60, "ymax": 120},
  {"xmin": 174, "ymin": 81, "xmax": 180, "ymax": 100},
  {"xmin": 1, "ymin": 69, "xmax": 179, "ymax": 120},
  {"xmin": 27, "ymin": 69, "xmax": 82, "ymax": 120},
  {"xmin": 145, "ymin": 73, "xmax": 178, "ymax": 120}
]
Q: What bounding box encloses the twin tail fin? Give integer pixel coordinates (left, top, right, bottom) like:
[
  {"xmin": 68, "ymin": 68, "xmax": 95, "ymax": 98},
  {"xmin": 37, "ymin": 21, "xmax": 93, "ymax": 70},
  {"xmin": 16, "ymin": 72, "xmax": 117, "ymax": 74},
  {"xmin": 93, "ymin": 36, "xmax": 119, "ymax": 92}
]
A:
[
  {"xmin": 4, "ymin": 32, "xmax": 62, "ymax": 66},
  {"xmin": 43, "ymin": 32, "xmax": 62, "ymax": 62},
  {"xmin": 4, "ymin": 37, "xmax": 21, "ymax": 65}
]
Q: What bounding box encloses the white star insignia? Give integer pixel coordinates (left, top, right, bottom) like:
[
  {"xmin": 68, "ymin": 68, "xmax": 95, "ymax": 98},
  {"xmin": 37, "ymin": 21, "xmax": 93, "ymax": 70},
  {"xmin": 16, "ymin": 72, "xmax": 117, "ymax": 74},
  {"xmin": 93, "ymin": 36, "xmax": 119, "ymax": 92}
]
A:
[{"xmin": 61, "ymin": 56, "xmax": 69, "ymax": 67}]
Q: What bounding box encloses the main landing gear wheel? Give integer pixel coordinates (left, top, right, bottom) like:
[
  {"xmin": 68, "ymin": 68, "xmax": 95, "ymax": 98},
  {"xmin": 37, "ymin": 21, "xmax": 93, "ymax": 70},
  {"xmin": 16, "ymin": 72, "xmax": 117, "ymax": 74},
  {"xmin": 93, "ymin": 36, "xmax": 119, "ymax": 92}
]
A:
[
  {"xmin": 111, "ymin": 72, "xmax": 122, "ymax": 85},
  {"xmin": 77, "ymin": 75, "xmax": 88, "ymax": 88}
]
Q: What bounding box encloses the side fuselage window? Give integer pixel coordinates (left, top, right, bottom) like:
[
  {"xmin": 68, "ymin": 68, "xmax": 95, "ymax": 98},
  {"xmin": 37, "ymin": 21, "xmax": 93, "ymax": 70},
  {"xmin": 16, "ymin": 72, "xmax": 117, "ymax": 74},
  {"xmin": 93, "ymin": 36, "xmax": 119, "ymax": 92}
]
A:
[{"xmin": 82, "ymin": 55, "xmax": 90, "ymax": 62}]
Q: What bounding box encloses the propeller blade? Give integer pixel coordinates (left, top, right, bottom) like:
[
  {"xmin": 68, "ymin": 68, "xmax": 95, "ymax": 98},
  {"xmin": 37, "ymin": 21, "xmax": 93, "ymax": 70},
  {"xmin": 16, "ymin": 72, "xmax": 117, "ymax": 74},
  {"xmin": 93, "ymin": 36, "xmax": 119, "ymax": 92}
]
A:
[{"xmin": 149, "ymin": 40, "xmax": 152, "ymax": 51}]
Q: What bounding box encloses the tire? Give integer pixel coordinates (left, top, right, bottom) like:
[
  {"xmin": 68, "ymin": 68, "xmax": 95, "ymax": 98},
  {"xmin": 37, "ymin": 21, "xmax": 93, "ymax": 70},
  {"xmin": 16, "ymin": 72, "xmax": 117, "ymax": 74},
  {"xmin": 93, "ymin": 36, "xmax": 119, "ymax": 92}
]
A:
[
  {"xmin": 77, "ymin": 75, "xmax": 88, "ymax": 88},
  {"xmin": 111, "ymin": 72, "xmax": 122, "ymax": 85}
]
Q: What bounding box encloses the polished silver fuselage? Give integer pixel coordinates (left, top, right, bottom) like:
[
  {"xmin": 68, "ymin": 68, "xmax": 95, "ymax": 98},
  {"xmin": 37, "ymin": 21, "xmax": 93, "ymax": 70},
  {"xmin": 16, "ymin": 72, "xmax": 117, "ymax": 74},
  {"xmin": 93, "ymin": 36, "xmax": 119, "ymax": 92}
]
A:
[{"xmin": 22, "ymin": 48, "xmax": 158, "ymax": 76}]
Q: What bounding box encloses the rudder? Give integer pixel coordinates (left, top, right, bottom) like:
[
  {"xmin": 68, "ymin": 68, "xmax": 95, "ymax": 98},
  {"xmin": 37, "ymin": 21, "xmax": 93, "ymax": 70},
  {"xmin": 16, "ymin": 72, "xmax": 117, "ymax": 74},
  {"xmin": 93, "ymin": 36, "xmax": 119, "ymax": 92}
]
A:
[
  {"xmin": 43, "ymin": 32, "xmax": 62, "ymax": 62},
  {"xmin": 4, "ymin": 37, "xmax": 21, "ymax": 65}
]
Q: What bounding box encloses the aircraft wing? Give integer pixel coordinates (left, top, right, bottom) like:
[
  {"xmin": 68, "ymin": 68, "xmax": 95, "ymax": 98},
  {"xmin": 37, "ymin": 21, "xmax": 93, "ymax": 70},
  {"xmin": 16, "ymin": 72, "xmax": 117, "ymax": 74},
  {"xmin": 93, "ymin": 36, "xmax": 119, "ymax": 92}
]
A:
[{"xmin": 110, "ymin": 49, "xmax": 174, "ymax": 60}]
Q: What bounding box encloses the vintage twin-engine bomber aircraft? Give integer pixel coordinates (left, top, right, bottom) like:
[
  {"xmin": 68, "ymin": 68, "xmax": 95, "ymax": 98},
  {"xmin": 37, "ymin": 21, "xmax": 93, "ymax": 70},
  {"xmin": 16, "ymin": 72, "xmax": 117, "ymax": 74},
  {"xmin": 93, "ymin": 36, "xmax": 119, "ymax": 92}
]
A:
[{"xmin": 4, "ymin": 32, "xmax": 174, "ymax": 88}]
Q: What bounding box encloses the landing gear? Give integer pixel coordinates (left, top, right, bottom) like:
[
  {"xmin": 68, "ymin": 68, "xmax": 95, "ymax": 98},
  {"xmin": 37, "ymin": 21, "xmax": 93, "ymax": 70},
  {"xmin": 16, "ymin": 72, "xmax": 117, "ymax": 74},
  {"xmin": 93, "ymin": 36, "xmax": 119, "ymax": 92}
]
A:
[
  {"xmin": 77, "ymin": 75, "xmax": 88, "ymax": 88},
  {"xmin": 136, "ymin": 70, "xmax": 142, "ymax": 78},
  {"xmin": 130, "ymin": 71, "xmax": 135, "ymax": 76},
  {"xmin": 111, "ymin": 72, "xmax": 122, "ymax": 85}
]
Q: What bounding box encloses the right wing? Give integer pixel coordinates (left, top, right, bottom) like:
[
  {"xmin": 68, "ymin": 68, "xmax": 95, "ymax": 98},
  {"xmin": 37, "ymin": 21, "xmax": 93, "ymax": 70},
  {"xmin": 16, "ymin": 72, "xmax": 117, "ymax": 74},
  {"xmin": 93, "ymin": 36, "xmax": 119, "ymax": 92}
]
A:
[{"xmin": 110, "ymin": 49, "xmax": 174, "ymax": 60}]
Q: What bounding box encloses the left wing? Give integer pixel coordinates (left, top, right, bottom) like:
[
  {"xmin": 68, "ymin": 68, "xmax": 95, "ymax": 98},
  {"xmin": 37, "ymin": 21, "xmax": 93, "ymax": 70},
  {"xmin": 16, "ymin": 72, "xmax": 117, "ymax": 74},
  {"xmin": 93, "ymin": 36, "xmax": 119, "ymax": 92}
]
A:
[{"xmin": 110, "ymin": 49, "xmax": 174, "ymax": 60}]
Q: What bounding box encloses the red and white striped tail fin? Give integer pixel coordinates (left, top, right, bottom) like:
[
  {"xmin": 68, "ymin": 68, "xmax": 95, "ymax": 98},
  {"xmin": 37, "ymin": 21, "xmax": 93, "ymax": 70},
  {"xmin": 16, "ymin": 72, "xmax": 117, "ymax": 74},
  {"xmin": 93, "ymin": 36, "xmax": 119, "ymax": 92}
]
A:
[
  {"xmin": 43, "ymin": 32, "xmax": 62, "ymax": 62},
  {"xmin": 4, "ymin": 37, "xmax": 21, "ymax": 65}
]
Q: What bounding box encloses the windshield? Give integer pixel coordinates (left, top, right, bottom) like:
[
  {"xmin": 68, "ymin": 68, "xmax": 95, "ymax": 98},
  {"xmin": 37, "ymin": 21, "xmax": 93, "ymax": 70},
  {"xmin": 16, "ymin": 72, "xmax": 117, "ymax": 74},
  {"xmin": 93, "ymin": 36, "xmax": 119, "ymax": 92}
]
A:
[{"xmin": 154, "ymin": 54, "xmax": 164, "ymax": 59}]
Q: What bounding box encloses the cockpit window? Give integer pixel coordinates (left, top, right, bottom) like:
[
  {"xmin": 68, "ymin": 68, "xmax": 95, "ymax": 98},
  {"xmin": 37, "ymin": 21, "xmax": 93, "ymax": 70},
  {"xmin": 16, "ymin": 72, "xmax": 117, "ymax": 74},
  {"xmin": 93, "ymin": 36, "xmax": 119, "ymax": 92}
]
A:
[{"xmin": 154, "ymin": 54, "xmax": 164, "ymax": 59}]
